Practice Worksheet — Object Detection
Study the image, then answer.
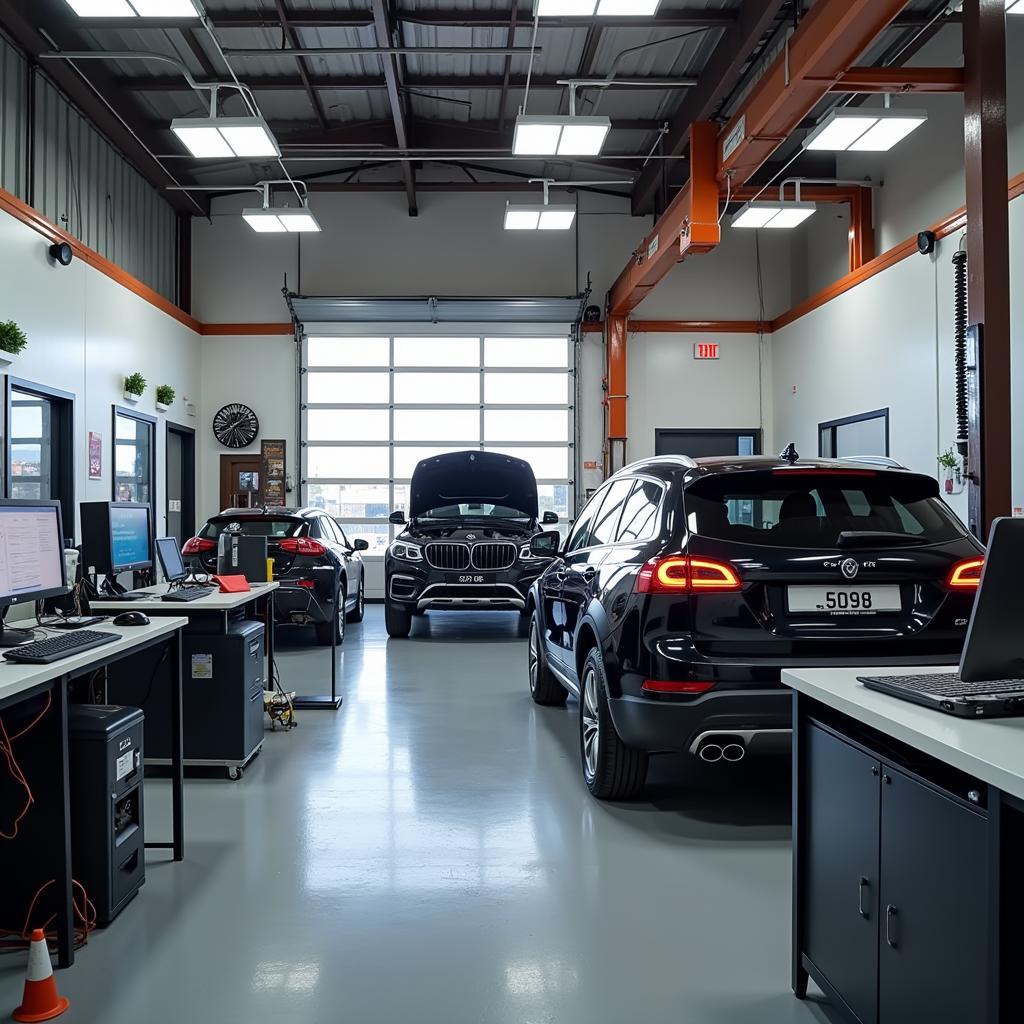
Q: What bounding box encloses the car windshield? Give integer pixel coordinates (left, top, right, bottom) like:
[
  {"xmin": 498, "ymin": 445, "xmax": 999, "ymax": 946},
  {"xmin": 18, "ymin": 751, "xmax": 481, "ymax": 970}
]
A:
[
  {"xmin": 417, "ymin": 503, "xmax": 531, "ymax": 521},
  {"xmin": 200, "ymin": 517, "xmax": 307, "ymax": 539},
  {"xmin": 684, "ymin": 470, "xmax": 967, "ymax": 549}
]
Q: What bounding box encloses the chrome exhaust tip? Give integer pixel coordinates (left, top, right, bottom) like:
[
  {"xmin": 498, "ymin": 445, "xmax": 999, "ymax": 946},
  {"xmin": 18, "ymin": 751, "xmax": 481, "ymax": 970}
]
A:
[
  {"xmin": 698, "ymin": 742, "xmax": 724, "ymax": 763},
  {"xmin": 721, "ymin": 742, "xmax": 746, "ymax": 763}
]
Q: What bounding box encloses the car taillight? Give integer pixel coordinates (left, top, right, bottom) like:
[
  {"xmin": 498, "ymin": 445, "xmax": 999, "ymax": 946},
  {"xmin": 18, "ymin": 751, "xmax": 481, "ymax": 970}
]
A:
[
  {"xmin": 772, "ymin": 468, "xmax": 876, "ymax": 476},
  {"xmin": 182, "ymin": 537, "xmax": 215, "ymax": 555},
  {"xmin": 296, "ymin": 579, "xmax": 316, "ymax": 589},
  {"xmin": 635, "ymin": 556, "xmax": 741, "ymax": 595},
  {"xmin": 947, "ymin": 557, "xmax": 984, "ymax": 590},
  {"xmin": 279, "ymin": 537, "xmax": 327, "ymax": 557},
  {"xmin": 642, "ymin": 680, "xmax": 716, "ymax": 695}
]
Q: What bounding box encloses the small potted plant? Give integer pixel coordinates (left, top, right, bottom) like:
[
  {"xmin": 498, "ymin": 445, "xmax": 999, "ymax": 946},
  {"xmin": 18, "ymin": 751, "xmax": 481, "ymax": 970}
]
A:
[
  {"xmin": 0, "ymin": 321, "xmax": 28, "ymax": 368},
  {"xmin": 155, "ymin": 384, "xmax": 176, "ymax": 413},
  {"xmin": 938, "ymin": 447, "xmax": 961, "ymax": 495},
  {"xmin": 123, "ymin": 371, "xmax": 147, "ymax": 405}
]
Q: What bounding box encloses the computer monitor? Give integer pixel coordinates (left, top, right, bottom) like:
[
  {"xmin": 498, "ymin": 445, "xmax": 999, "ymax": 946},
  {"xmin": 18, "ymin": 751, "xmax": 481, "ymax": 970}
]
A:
[
  {"xmin": 154, "ymin": 536, "xmax": 187, "ymax": 584},
  {"xmin": 0, "ymin": 500, "xmax": 68, "ymax": 645},
  {"xmin": 81, "ymin": 501, "xmax": 153, "ymax": 576}
]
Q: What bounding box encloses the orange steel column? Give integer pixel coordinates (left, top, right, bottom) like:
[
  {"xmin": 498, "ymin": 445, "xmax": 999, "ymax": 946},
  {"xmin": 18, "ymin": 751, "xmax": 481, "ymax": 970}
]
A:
[
  {"xmin": 605, "ymin": 314, "xmax": 628, "ymax": 474},
  {"xmin": 848, "ymin": 186, "xmax": 875, "ymax": 272}
]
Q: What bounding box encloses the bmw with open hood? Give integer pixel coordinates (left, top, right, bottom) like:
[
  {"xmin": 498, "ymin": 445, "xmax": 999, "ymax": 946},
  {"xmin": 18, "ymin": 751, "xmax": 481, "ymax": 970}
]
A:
[{"xmin": 384, "ymin": 450, "xmax": 560, "ymax": 637}]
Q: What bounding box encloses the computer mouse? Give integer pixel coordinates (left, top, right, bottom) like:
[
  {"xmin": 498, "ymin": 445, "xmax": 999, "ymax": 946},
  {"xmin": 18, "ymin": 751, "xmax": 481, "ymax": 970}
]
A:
[{"xmin": 113, "ymin": 611, "xmax": 151, "ymax": 627}]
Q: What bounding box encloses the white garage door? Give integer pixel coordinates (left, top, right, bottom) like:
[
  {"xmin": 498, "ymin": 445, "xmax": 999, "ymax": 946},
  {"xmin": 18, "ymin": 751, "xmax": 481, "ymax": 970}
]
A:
[{"xmin": 301, "ymin": 333, "xmax": 575, "ymax": 557}]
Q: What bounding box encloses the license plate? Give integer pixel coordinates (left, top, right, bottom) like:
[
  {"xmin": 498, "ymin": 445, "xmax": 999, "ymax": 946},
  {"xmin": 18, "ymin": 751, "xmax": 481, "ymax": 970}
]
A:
[
  {"xmin": 787, "ymin": 586, "xmax": 901, "ymax": 614},
  {"xmin": 450, "ymin": 574, "xmax": 487, "ymax": 585}
]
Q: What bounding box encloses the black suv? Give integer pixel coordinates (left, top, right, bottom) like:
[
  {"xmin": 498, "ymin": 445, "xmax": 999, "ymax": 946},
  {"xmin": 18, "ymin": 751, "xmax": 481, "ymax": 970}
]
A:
[
  {"xmin": 385, "ymin": 451, "xmax": 559, "ymax": 637},
  {"xmin": 526, "ymin": 453, "xmax": 985, "ymax": 800}
]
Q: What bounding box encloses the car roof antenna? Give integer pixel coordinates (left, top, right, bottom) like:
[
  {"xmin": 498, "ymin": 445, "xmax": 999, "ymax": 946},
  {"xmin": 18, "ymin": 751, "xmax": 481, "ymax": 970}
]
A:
[{"xmin": 779, "ymin": 443, "xmax": 800, "ymax": 464}]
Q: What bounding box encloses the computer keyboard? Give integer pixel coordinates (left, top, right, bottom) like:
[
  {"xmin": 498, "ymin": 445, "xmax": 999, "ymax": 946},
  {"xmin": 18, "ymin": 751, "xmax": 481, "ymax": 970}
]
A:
[
  {"xmin": 868, "ymin": 673, "xmax": 1024, "ymax": 696},
  {"xmin": 161, "ymin": 586, "xmax": 214, "ymax": 603},
  {"xmin": 3, "ymin": 630, "xmax": 119, "ymax": 664}
]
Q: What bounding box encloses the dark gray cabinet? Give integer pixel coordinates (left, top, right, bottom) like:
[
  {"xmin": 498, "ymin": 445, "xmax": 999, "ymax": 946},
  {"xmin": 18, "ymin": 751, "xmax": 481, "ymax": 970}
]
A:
[{"xmin": 801, "ymin": 722, "xmax": 990, "ymax": 1024}]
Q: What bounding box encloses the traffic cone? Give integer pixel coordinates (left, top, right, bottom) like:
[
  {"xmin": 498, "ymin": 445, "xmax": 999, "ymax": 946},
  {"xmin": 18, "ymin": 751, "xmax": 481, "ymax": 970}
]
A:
[{"xmin": 12, "ymin": 929, "xmax": 70, "ymax": 1022}]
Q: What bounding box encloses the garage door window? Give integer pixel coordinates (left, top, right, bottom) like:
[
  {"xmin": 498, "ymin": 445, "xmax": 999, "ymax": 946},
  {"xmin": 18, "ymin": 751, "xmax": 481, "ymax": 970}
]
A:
[{"xmin": 303, "ymin": 335, "xmax": 574, "ymax": 554}]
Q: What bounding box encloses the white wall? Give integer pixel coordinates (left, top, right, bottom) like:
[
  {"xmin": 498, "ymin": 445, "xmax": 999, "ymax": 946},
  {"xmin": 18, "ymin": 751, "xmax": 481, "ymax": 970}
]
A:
[{"xmin": 0, "ymin": 207, "xmax": 202, "ymax": 543}]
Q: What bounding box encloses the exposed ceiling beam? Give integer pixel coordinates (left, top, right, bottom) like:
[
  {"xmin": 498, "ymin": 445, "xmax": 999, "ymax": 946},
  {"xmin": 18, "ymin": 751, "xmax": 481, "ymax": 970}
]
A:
[
  {"xmin": 828, "ymin": 66, "xmax": 966, "ymax": 93},
  {"xmin": 372, "ymin": 0, "xmax": 417, "ymax": 216},
  {"xmin": 497, "ymin": 2, "xmax": 519, "ymax": 138},
  {"xmin": 631, "ymin": 0, "xmax": 789, "ymax": 216},
  {"xmin": 0, "ymin": 0, "xmax": 205, "ymax": 218},
  {"xmin": 274, "ymin": 0, "xmax": 330, "ymax": 132}
]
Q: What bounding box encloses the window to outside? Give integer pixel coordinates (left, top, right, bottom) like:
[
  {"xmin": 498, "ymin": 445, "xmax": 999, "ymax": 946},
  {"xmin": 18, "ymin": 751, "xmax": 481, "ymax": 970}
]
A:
[
  {"xmin": 6, "ymin": 382, "xmax": 75, "ymax": 537},
  {"xmin": 819, "ymin": 409, "xmax": 889, "ymax": 459},
  {"xmin": 684, "ymin": 471, "xmax": 966, "ymax": 550},
  {"xmin": 303, "ymin": 335, "xmax": 574, "ymax": 554},
  {"xmin": 114, "ymin": 409, "xmax": 155, "ymax": 505}
]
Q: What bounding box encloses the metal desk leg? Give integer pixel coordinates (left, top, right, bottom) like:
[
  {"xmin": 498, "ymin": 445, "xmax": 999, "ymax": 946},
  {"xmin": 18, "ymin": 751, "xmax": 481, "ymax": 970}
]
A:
[
  {"xmin": 293, "ymin": 567, "xmax": 343, "ymax": 710},
  {"xmin": 169, "ymin": 630, "xmax": 184, "ymax": 861},
  {"xmin": 53, "ymin": 680, "xmax": 75, "ymax": 968},
  {"xmin": 265, "ymin": 590, "xmax": 275, "ymax": 686}
]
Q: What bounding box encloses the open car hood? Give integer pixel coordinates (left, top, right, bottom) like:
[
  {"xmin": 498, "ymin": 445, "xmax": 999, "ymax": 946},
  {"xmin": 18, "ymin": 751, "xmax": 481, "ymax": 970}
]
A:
[{"xmin": 409, "ymin": 451, "xmax": 539, "ymax": 520}]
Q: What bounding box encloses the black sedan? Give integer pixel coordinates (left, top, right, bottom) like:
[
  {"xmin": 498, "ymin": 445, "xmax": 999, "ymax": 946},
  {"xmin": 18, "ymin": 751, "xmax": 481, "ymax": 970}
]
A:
[
  {"xmin": 526, "ymin": 453, "xmax": 985, "ymax": 800},
  {"xmin": 183, "ymin": 507, "xmax": 368, "ymax": 645}
]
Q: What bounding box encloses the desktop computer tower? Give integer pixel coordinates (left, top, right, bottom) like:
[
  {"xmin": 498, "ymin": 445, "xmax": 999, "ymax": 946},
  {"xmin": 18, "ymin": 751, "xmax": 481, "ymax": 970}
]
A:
[
  {"xmin": 107, "ymin": 618, "xmax": 265, "ymax": 768},
  {"xmin": 68, "ymin": 705, "xmax": 146, "ymax": 926},
  {"xmin": 217, "ymin": 533, "xmax": 269, "ymax": 583}
]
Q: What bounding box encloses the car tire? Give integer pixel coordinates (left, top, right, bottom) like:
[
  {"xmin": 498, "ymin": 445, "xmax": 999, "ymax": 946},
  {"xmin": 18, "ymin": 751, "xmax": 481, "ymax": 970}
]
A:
[
  {"xmin": 317, "ymin": 586, "xmax": 346, "ymax": 646},
  {"xmin": 385, "ymin": 599, "xmax": 412, "ymax": 638},
  {"xmin": 346, "ymin": 575, "xmax": 365, "ymax": 624},
  {"xmin": 528, "ymin": 612, "xmax": 566, "ymax": 707},
  {"xmin": 579, "ymin": 647, "xmax": 648, "ymax": 801}
]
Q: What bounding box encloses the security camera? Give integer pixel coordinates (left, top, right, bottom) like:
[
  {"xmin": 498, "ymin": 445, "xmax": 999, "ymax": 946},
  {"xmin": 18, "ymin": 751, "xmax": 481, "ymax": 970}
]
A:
[{"xmin": 48, "ymin": 242, "xmax": 73, "ymax": 266}]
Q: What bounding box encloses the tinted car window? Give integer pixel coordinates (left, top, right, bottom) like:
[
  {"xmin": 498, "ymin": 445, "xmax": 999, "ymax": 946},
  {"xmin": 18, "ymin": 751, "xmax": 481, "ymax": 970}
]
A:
[
  {"xmin": 589, "ymin": 480, "xmax": 635, "ymax": 548},
  {"xmin": 617, "ymin": 480, "xmax": 664, "ymax": 542},
  {"xmin": 566, "ymin": 486, "xmax": 610, "ymax": 553},
  {"xmin": 201, "ymin": 517, "xmax": 307, "ymax": 539},
  {"xmin": 684, "ymin": 471, "xmax": 967, "ymax": 549}
]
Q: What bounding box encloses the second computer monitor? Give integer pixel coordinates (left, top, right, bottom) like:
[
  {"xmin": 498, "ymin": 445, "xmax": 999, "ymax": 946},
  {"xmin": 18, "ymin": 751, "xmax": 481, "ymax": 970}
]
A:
[
  {"xmin": 0, "ymin": 499, "xmax": 68, "ymax": 607},
  {"xmin": 81, "ymin": 501, "xmax": 153, "ymax": 575},
  {"xmin": 154, "ymin": 537, "xmax": 187, "ymax": 583}
]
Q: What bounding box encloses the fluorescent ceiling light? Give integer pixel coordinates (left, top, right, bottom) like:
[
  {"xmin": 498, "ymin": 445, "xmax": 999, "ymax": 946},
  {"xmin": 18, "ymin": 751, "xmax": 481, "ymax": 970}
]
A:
[
  {"xmin": 242, "ymin": 204, "xmax": 321, "ymax": 234},
  {"xmin": 171, "ymin": 116, "xmax": 281, "ymax": 158},
  {"xmin": 803, "ymin": 109, "xmax": 928, "ymax": 152},
  {"xmin": 504, "ymin": 203, "xmax": 576, "ymax": 231},
  {"xmin": 534, "ymin": 0, "xmax": 660, "ymax": 13},
  {"xmin": 513, "ymin": 115, "xmax": 611, "ymax": 156},
  {"xmin": 64, "ymin": 0, "xmax": 199, "ymax": 14},
  {"xmin": 732, "ymin": 201, "xmax": 815, "ymax": 230}
]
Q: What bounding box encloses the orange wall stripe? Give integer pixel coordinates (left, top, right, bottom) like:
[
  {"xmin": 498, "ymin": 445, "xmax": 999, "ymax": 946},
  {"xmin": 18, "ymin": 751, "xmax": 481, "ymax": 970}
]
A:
[{"xmin": 198, "ymin": 323, "xmax": 294, "ymax": 336}]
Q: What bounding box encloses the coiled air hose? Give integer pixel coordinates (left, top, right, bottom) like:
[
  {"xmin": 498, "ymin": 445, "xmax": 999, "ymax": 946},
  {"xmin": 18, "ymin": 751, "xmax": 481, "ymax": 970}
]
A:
[{"xmin": 952, "ymin": 248, "xmax": 969, "ymax": 461}]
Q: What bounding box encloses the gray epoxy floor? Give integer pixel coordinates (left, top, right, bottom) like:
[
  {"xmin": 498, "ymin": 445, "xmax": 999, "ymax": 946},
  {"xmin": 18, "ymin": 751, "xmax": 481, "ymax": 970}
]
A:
[{"xmin": 1, "ymin": 608, "xmax": 834, "ymax": 1023}]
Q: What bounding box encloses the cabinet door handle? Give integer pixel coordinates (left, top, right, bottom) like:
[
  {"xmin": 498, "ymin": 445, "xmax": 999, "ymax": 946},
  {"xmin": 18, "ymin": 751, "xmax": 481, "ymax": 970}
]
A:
[
  {"xmin": 858, "ymin": 877, "xmax": 870, "ymax": 919},
  {"xmin": 885, "ymin": 904, "xmax": 899, "ymax": 949}
]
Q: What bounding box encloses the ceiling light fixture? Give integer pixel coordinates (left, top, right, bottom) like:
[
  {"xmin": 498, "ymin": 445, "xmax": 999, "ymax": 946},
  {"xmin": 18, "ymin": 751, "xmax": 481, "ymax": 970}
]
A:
[
  {"xmin": 513, "ymin": 114, "xmax": 611, "ymax": 156},
  {"xmin": 171, "ymin": 114, "xmax": 280, "ymax": 159},
  {"xmin": 504, "ymin": 179, "xmax": 579, "ymax": 231},
  {"xmin": 534, "ymin": 0, "xmax": 660, "ymax": 13},
  {"xmin": 803, "ymin": 108, "xmax": 928, "ymax": 152},
  {"xmin": 64, "ymin": 0, "xmax": 199, "ymax": 15},
  {"xmin": 732, "ymin": 200, "xmax": 816, "ymax": 230},
  {"xmin": 243, "ymin": 184, "xmax": 321, "ymax": 233}
]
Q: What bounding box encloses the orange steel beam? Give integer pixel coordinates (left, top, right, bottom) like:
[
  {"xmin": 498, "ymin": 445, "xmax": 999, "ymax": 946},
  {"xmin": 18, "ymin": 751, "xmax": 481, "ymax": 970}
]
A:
[
  {"xmin": 717, "ymin": 0, "xmax": 910, "ymax": 185},
  {"xmin": 608, "ymin": 122, "xmax": 720, "ymax": 317},
  {"xmin": 848, "ymin": 186, "xmax": 875, "ymax": 271},
  {"xmin": 606, "ymin": 315, "xmax": 628, "ymax": 443},
  {"xmin": 827, "ymin": 67, "xmax": 965, "ymax": 94}
]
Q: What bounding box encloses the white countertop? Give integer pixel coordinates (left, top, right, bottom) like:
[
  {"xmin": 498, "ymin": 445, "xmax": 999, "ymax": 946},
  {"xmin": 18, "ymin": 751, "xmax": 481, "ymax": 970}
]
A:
[
  {"xmin": 783, "ymin": 666, "xmax": 1024, "ymax": 802},
  {"xmin": 0, "ymin": 616, "xmax": 188, "ymax": 706},
  {"xmin": 92, "ymin": 580, "xmax": 278, "ymax": 613}
]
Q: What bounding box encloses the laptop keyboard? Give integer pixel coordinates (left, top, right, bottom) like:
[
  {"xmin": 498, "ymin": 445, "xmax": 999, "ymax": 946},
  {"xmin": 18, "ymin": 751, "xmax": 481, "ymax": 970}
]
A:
[{"xmin": 870, "ymin": 673, "xmax": 1024, "ymax": 697}]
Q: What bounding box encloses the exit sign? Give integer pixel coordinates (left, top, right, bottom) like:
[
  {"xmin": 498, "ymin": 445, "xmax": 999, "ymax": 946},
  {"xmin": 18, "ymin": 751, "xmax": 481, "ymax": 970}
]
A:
[{"xmin": 694, "ymin": 342, "xmax": 720, "ymax": 360}]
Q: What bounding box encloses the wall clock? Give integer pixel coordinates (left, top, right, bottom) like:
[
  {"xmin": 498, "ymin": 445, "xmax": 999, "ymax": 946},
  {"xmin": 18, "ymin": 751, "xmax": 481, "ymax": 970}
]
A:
[{"xmin": 213, "ymin": 403, "xmax": 260, "ymax": 449}]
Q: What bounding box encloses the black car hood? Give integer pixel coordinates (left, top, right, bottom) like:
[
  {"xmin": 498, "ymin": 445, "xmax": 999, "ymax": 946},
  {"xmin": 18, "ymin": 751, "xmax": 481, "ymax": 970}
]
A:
[
  {"xmin": 409, "ymin": 451, "xmax": 538, "ymax": 520},
  {"xmin": 405, "ymin": 522, "xmax": 534, "ymax": 541}
]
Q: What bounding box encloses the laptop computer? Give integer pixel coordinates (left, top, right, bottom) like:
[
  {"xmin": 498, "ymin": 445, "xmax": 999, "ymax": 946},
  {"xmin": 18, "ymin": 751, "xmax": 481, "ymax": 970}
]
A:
[{"xmin": 859, "ymin": 517, "xmax": 1024, "ymax": 718}]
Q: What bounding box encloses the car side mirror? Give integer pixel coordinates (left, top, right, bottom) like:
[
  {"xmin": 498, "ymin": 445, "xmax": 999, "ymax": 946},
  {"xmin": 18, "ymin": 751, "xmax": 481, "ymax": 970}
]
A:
[
  {"xmin": 353, "ymin": 539, "xmax": 369, "ymax": 551},
  {"xmin": 530, "ymin": 530, "xmax": 562, "ymax": 559},
  {"xmin": 389, "ymin": 510, "xmax": 407, "ymax": 525},
  {"xmin": 542, "ymin": 511, "xmax": 559, "ymax": 525}
]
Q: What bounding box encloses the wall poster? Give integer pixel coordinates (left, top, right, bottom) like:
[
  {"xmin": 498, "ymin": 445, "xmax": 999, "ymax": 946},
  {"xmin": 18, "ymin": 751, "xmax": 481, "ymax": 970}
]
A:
[
  {"xmin": 88, "ymin": 431, "xmax": 103, "ymax": 479},
  {"xmin": 261, "ymin": 439, "xmax": 287, "ymax": 507}
]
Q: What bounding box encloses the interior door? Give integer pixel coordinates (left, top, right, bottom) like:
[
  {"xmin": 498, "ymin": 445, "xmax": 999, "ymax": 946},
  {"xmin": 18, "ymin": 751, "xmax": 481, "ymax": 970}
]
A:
[
  {"xmin": 878, "ymin": 767, "xmax": 988, "ymax": 1024},
  {"xmin": 166, "ymin": 425, "xmax": 196, "ymax": 545},
  {"xmin": 220, "ymin": 455, "xmax": 262, "ymax": 511},
  {"xmin": 804, "ymin": 725, "xmax": 881, "ymax": 1024},
  {"xmin": 655, "ymin": 429, "xmax": 761, "ymax": 458}
]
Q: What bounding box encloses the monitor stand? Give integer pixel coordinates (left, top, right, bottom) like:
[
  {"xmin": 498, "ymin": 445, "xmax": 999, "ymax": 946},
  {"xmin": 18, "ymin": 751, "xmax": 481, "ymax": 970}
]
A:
[{"xmin": 0, "ymin": 608, "xmax": 33, "ymax": 647}]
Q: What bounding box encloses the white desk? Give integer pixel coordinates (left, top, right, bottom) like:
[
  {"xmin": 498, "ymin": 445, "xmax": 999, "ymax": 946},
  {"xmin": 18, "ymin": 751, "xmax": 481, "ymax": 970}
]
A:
[
  {"xmin": 91, "ymin": 580, "xmax": 278, "ymax": 614},
  {"xmin": 0, "ymin": 617, "xmax": 187, "ymax": 968}
]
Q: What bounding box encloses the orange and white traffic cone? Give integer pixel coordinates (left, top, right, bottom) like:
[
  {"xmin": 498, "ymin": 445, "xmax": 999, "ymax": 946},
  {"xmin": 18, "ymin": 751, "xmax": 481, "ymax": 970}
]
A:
[{"xmin": 12, "ymin": 929, "xmax": 70, "ymax": 1022}]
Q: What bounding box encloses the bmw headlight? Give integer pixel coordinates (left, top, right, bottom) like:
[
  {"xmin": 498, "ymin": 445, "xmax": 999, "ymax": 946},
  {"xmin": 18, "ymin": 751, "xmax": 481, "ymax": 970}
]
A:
[
  {"xmin": 520, "ymin": 543, "xmax": 538, "ymax": 561},
  {"xmin": 391, "ymin": 541, "xmax": 423, "ymax": 562}
]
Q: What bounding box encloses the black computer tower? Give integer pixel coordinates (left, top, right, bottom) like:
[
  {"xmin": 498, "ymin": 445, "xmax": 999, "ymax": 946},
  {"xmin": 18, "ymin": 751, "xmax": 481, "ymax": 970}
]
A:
[
  {"xmin": 217, "ymin": 533, "xmax": 269, "ymax": 583},
  {"xmin": 68, "ymin": 705, "xmax": 146, "ymax": 926}
]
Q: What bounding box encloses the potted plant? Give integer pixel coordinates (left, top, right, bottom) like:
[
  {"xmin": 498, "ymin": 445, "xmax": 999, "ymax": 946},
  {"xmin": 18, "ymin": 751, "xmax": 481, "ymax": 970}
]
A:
[
  {"xmin": 155, "ymin": 384, "xmax": 176, "ymax": 413},
  {"xmin": 938, "ymin": 447, "xmax": 962, "ymax": 495},
  {"xmin": 123, "ymin": 371, "xmax": 147, "ymax": 405},
  {"xmin": 0, "ymin": 321, "xmax": 28, "ymax": 368}
]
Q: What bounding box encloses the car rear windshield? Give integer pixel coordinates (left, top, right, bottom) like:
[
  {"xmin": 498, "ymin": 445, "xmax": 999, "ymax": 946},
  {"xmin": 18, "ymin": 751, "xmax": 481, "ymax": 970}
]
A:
[
  {"xmin": 200, "ymin": 517, "xmax": 308, "ymax": 539},
  {"xmin": 684, "ymin": 470, "xmax": 967, "ymax": 549}
]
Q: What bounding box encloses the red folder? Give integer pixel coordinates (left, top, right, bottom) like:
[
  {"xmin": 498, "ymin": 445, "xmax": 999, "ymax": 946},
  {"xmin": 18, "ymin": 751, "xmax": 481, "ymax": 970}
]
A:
[{"xmin": 213, "ymin": 574, "xmax": 251, "ymax": 594}]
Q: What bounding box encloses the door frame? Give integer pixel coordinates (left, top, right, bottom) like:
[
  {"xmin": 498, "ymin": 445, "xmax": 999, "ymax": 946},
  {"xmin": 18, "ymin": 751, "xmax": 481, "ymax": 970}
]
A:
[
  {"xmin": 818, "ymin": 408, "xmax": 890, "ymax": 458},
  {"xmin": 165, "ymin": 421, "xmax": 196, "ymax": 541},
  {"xmin": 219, "ymin": 453, "xmax": 263, "ymax": 511},
  {"xmin": 655, "ymin": 428, "xmax": 763, "ymax": 457}
]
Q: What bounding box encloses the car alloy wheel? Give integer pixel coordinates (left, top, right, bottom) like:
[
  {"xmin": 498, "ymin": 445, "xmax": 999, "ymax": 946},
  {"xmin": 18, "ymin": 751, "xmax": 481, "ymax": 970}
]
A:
[
  {"xmin": 581, "ymin": 666, "xmax": 600, "ymax": 783},
  {"xmin": 529, "ymin": 620, "xmax": 541, "ymax": 695}
]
